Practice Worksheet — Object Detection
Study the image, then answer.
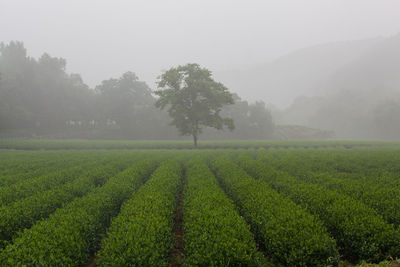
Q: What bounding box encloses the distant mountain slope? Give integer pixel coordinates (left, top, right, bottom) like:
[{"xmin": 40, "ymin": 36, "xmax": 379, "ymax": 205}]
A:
[
  {"xmin": 278, "ymin": 33, "xmax": 400, "ymax": 139},
  {"xmin": 214, "ymin": 37, "xmax": 382, "ymax": 107},
  {"xmin": 215, "ymin": 33, "xmax": 400, "ymax": 139},
  {"xmin": 325, "ymin": 33, "xmax": 400, "ymax": 93}
]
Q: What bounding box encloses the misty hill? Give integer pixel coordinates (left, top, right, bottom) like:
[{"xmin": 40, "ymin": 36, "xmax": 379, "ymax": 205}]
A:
[
  {"xmin": 276, "ymin": 33, "xmax": 400, "ymax": 139},
  {"xmin": 325, "ymin": 33, "xmax": 400, "ymax": 93},
  {"xmin": 214, "ymin": 37, "xmax": 382, "ymax": 107}
]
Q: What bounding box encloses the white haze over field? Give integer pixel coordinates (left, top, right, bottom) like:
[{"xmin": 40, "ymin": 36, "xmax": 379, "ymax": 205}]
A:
[{"xmin": 1, "ymin": 0, "xmax": 400, "ymax": 107}]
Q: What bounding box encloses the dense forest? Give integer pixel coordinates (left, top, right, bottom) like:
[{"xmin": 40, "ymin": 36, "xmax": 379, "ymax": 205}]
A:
[{"xmin": 0, "ymin": 42, "xmax": 274, "ymax": 140}]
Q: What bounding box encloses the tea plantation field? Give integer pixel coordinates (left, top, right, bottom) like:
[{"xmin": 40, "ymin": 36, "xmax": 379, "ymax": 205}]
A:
[{"xmin": 0, "ymin": 141, "xmax": 399, "ymax": 266}]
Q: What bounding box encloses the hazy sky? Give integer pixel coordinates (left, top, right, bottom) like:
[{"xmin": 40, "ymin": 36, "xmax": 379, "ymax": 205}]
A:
[{"xmin": 1, "ymin": 0, "xmax": 400, "ymax": 92}]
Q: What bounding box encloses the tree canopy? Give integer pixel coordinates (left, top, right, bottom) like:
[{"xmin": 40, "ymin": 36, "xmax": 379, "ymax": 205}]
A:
[
  {"xmin": 0, "ymin": 42, "xmax": 275, "ymax": 140},
  {"xmin": 155, "ymin": 63, "xmax": 235, "ymax": 147}
]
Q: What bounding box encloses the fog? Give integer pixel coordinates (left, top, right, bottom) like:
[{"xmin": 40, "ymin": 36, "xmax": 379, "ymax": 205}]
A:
[
  {"xmin": 1, "ymin": 0, "xmax": 400, "ymax": 140},
  {"xmin": 2, "ymin": 0, "xmax": 400, "ymax": 91}
]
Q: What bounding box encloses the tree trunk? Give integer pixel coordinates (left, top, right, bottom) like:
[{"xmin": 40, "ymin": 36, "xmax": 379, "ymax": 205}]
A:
[{"xmin": 193, "ymin": 133, "xmax": 198, "ymax": 148}]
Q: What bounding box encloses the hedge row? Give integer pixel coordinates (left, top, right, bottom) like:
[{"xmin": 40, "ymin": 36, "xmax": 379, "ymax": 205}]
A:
[
  {"xmin": 258, "ymin": 148, "xmax": 400, "ymax": 186},
  {"xmin": 211, "ymin": 156, "xmax": 339, "ymax": 267},
  {"xmin": 183, "ymin": 158, "xmax": 262, "ymax": 266},
  {"xmin": 0, "ymin": 151, "xmax": 100, "ymax": 187},
  {"xmin": 240, "ymin": 153, "xmax": 400, "ymax": 263},
  {"xmin": 0, "ymin": 162, "xmax": 78, "ymax": 187},
  {"xmin": 293, "ymin": 171, "xmax": 400, "ymax": 229},
  {"xmin": 259, "ymin": 151, "xmax": 400, "ymax": 226},
  {"xmin": 256, "ymin": 149, "xmax": 400, "ymax": 228},
  {"xmin": 0, "ymin": 158, "xmax": 158, "ymax": 266},
  {"xmin": 96, "ymin": 160, "xmax": 182, "ymax": 267},
  {"xmin": 0, "ymin": 150, "xmax": 64, "ymax": 176},
  {"xmin": 0, "ymin": 162, "xmax": 102, "ymax": 206},
  {"xmin": 0, "ymin": 157, "xmax": 133, "ymax": 248},
  {"xmin": 0, "ymin": 139, "xmax": 385, "ymax": 150}
]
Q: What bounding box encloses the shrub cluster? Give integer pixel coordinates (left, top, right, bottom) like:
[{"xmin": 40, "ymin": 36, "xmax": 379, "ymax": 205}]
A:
[
  {"xmin": 0, "ymin": 157, "xmax": 133, "ymax": 248},
  {"xmin": 257, "ymin": 148, "xmax": 400, "ymax": 227},
  {"xmin": 0, "ymin": 152, "xmax": 92, "ymax": 187},
  {"xmin": 240, "ymin": 153, "xmax": 400, "ymax": 263},
  {"xmin": 96, "ymin": 160, "xmax": 182, "ymax": 267},
  {"xmin": 0, "ymin": 158, "xmax": 157, "ymax": 266},
  {"xmin": 301, "ymin": 171, "xmax": 400, "ymax": 228},
  {"xmin": 183, "ymin": 158, "xmax": 262, "ymax": 266},
  {"xmin": 211, "ymin": 156, "xmax": 339, "ymax": 266},
  {"xmin": 0, "ymin": 163, "xmax": 98, "ymax": 206}
]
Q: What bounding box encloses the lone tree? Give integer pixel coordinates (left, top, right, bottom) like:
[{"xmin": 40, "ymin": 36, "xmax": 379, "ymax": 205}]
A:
[{"xmin": 154, "ymin": 63, "xmax": 235, "ymax": 147}]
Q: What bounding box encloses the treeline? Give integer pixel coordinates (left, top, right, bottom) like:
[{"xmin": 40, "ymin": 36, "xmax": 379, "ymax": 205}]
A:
[{"xmin": 0, "ymin": 42, "xmax": 273, "ymax": 139}]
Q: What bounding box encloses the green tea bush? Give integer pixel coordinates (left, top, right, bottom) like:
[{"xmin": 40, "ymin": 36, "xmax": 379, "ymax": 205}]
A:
[
  {"xmin": 183, "ymin": 158, "xmax": 262, "ymax": 266},
  {"xmin": 211, "ymin": 156, "xmax": 339, "ymax": 267},
  {"xmin": 0, "ymin": 158, "xmax": 132, "ymax": 248},
  {"xmin": 239, "ymin": 153, "xmax": 400, "ymax": 263},
  {"xmin": 0, "ymin": 158, "xmax": 157, "ymax": 266},
  {"xmin": 302, "ymin": 172, "xmax": 400, "ymax": 228},
  {"xmin": 0, "ymin": 163, "xmax": 98, "ymax": 206},
  {"xmin": 96, "ymin": 160, "xmax": 182, "ymax": 267},
  {"xmin": 0, "ymin": 152, "xmax": 93, "ymax": 187}
]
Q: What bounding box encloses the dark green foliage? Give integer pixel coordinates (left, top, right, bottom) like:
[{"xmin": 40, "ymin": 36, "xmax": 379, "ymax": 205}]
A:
[
  {"xmin": 96, "ymin": 160, "xmax": 182, "ymax": 267},
  {"xmin": 257, "ymin": 148, "xmax": 400, "ymax": 227},
  {"xmin": 211, "ymin": 156, "xmax": 339, "ymax": 267},
  {"xmin": 0, "ymin": 163, "xmax": 99, "ymax": 206},
  {"xmin": 0, "ymin": 139, "xmax": 386, "ymax": 150},
  {"xmin": 300, "ymin": 172, "xmax": 400, "ymax": 228},
  {"xmin": 245, "ymin": 152, "xmax": 400, "ymax": 263},
  {"xmin": 183, "ymin": 158, "xmax": 262, "ymax": 266},
  {"xmin": 155, "ymin": 63, "xmax": 235, "ymax": 147},
  {"xmin": 0, "ymin": 146, "xmax": 399, "ymax": 265},
  {"xmin": 0, "ymin": 151, "xmax": 95, "ymax": 187},
  {"xmin": 0, "ymin": 157, "xmax": 133, "ymax": 248},
  {"xmin": 0, "ymin": 158, "xmax": 157, "ymax": 266}
]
